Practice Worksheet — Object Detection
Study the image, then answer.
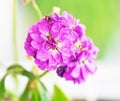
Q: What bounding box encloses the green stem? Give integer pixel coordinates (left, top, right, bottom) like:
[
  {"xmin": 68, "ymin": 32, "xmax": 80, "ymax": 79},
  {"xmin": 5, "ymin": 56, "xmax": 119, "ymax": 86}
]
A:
[
  {"xmin": 28, "ymin": 70, "xmax": 49, "ymax": 89},
  {"xmin": 31, "ymin": 0, "xmax": 43, "ymax": 18},
  {"xmin": 13, "ymin": 0, "xmax": 18, "ymax": 63},
  {"xmin": 37, "ymin": 70, "xmax": 49, "ymax": 79}
]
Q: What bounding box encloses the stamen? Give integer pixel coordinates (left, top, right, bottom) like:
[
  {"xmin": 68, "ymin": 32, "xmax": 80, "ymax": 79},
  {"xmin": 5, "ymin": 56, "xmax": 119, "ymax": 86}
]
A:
[{"xmin": 74, "ymin": 40, "xmax": 81, "ymax": 48}]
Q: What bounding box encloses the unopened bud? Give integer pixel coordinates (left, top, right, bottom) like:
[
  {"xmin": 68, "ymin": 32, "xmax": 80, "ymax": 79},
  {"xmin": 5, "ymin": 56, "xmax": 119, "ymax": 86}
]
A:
[{"xmin": 52, "ymin": 6, "xmax": 61, "ymax": 14}]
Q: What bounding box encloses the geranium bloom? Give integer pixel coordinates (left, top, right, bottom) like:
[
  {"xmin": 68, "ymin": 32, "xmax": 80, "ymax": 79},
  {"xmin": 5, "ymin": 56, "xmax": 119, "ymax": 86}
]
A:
[{"xmin": 24, "ymin": 11, "xmax": 99, "ymax": 83}]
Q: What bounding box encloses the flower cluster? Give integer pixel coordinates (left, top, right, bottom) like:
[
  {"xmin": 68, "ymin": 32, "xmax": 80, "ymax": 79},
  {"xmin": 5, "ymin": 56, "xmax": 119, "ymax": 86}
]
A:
[{"xmin": 24, "ymin": 11, "xmax": 99, "ymax": 84}]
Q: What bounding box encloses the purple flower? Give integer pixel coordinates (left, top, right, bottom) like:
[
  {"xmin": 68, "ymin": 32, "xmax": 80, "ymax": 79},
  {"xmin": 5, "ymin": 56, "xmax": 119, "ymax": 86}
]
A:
[
  {"xmin": 24, "ymin": 11, "xmax": 99, "ymax": 84},
  {"xmin": 63, "ymin": 39, "xmax": 98, "ymax": 83}
]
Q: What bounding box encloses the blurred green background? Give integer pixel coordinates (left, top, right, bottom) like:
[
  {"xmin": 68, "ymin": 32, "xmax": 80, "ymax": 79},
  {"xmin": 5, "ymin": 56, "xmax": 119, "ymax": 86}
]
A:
[{"xmin": 18, "ymin": 0, "xmax": 120, "ymax": 59}]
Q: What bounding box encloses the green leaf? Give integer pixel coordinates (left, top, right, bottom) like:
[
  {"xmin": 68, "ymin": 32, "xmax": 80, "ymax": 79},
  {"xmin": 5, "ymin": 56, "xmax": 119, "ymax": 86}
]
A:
[
  {"xmin": 31, "ymin": 87, "xmax": 41, "ymax": 101},
  {"xmin": 37, "ymin": 81, "xmax": 49, "ymax": 101},
  {"xmin": 7, "ymin": 64, "xmax": 49, "ymax": 101},
  {"xmin": 7, "ymin": 64, "xmax": 36, "ymax": 80},
  {"xmin": 7, "ymin": 64, "xmax": 24, "ymax": 74},
  {"xmin": 22, "ymin": 70, "xmax": 36, "ymax": 80},
  {"xmin": 6, "ymin": 90, "xmax": 19, "ymax": 101},
  {"xmin": 52, "ymin": 85, "xmax": 69, "ymax": 101},
  {"xmin": 11, "ymin": 73, "xmax": 19, "ymax": 89},
  {"xmin": 39, "ymin": 81, "xmax": 47, "ymax": 92},
  {"xmin": 19, "ymin": 82, "xmax": 30, "ymax": 101},
  {"xmin": 0, "ymin": 74, "xmax": 7, "ymax": 100}
]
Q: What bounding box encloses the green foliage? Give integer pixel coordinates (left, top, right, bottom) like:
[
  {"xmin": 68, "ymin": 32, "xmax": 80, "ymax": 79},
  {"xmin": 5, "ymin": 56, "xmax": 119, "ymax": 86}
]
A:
[
  {"xmin": 22, "ymin": 70, "xmax": 36, "ymax": 80},
  {"xmin": 19, "ymin": 80, "xmax": 49, "ymax": 101},
  {"xmin": 0, "ymin": 64, "xmax": 50, "ymax": 101},
  {"xmin": 7, "ymin": 64, "xmax": 24, "ymax": 74},
  {"xmin": 0, "ymin": 75, "xmax": 6, "ymax": 100},
  {"xmin": 6, "ymin": 90, "xmax": 19, "ymax": 101},
  {"xmin": 7, "ymin": 64, "xmax": 36, "ymax": 80},
  {"xmin": 7, "ymin": 64, "xmax": 49, "ymax": 101},
  {"xmin": 19, "ymin": 82, "xmax": 30, "ymax": 101},
  {"xmin": 37, "ymin": 81, "xmax": 49, "ymax": 101},
  {"xmin": 52, "ymin": 85, "xmax": 69, "ymax": 101},
  {"xmin": 31, "ymin": 87, "xmax": 41, "ymax": 101}
]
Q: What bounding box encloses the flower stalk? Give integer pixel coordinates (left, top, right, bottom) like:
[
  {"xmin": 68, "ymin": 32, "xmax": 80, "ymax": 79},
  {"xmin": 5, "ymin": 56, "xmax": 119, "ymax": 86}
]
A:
[
  {"xmin": 37, "ymin": 70, "xmax": 49, "ymax": 78},
  {"xmin": 13, "ymin": 0, "xmax": 18, "ymax": 63},
  {"xmin": 31, "ymin": 0, "xmax": 43, "ymax": 18}
]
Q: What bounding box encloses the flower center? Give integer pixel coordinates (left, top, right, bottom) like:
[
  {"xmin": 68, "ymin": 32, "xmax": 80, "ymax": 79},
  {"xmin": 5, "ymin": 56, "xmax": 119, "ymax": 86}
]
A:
[
  {"xmin": 74, "ymin": 40, "xmax": 81, "ymax": 48},
  {"xmin": 74, "ymin": 40, "xmax": 85, "ymax": 51},
  {"xmin": 46, "ymin": 34, "xmax": 57, "ymax": 50}
]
